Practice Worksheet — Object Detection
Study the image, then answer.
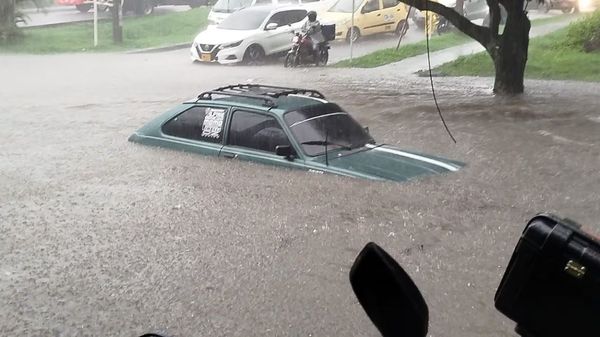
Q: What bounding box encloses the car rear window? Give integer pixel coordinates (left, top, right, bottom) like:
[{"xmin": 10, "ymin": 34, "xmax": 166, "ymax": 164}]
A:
[
  {"xmin": 219, "ymin": 8, "xmax": 271, "ymax": 30},
  {"xmin": 162, "ymin": 106, "xmax": 226, "ymax": 143}
]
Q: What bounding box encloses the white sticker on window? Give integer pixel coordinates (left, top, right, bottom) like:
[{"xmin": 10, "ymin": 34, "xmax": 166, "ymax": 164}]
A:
[{"xmin": 201, "ymin": 108, "xmax": 226, "ymax": 139}]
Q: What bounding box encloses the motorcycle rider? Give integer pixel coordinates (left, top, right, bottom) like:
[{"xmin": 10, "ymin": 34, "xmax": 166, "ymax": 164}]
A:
[{"xmin": 301, "ymin": 11, "xmax": 324, "ymax": 61}]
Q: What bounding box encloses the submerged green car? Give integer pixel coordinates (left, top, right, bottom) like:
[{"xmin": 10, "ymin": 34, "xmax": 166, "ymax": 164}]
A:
[{"xmin": 129, "ymin": 84, "xmax": 463, "ymax": 182}]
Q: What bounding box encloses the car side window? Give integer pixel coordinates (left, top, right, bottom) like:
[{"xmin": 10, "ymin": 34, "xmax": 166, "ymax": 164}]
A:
[
  {"xmin": 255, "ymin": 0, "xmax": 271, "ymax": 4},
  {"xmin": 162, "ymin": 106, "xmax": 226, "ymax": 143},
  {"xmin": 228, "ymin": 111, "xmax": 291, "ymax": 153},
  {"xmin": 267, "ymin": 11, "xmax": 290, "ymax": 26},
  {"xmin": 288, "ymin": 10, "xmax": 308, "ymax": 24},
  {"xmin": 382, "ymin": 0, "xmax": 395, "ymax": 8},
  {"xmin": 363, "ymin": 0, "xmax": 380, "ymax": 12}
]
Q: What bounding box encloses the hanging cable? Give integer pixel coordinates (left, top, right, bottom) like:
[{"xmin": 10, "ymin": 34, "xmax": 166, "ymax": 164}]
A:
[{"xmin": 424, "ymin": 1, "xmax": 457, "ymax": 143}]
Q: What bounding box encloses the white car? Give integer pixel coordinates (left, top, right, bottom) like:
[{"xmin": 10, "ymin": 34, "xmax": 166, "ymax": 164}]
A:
[
  {"xmin": 207, "ymin": 0, "xmax": 336, "ymax": 26},
  {"xmin": 191, "ymin": 6, "xmax": 309, "ymax": 64}
]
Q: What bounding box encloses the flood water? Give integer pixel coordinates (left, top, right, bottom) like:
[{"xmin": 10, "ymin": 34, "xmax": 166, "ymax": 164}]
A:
[{"xmin": 1, "ymin": 52, "xmax": 599, "ymax": 336}]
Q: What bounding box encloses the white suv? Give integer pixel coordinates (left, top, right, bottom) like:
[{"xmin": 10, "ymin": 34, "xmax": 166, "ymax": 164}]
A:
[{"xmin": 191, "ymin": 6, "xmax": 308, "ymax": 64}]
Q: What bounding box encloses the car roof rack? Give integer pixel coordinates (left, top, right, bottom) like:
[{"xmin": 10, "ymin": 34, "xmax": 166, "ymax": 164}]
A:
[
  {"xmin": 197, "ymin": 91, "xmax": 277, "ymax": 107},
  {"xmin": 196, "ymin": 84, "xmax": 326, "ymax": 108}
]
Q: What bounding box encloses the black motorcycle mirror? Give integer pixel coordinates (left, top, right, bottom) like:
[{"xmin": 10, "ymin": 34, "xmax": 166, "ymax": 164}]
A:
[{"xmin": 350, "ymin": 242, "xmax": 429, "ymax": 337}]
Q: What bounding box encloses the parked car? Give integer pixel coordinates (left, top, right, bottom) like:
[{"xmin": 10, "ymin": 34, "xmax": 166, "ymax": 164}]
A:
[
  {"xmin": 129, "ymin": 84, "xmax": 462, "ymax": 182},
  {"xmin": 191, "ymin": 6, "xmax": 308, "ymax": 64},
  {"xmin": 320, "ymin": 0, "xmax": 409, "ymax": 42},
  {"xmin": 207, "ymin": 0, "xmax": 336, "ymax": 26}
]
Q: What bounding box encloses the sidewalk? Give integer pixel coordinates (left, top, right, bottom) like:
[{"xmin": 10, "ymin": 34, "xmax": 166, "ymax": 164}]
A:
[{"xmin": 379, "ymin": 19, "xmax": 577, "ymax": 75}]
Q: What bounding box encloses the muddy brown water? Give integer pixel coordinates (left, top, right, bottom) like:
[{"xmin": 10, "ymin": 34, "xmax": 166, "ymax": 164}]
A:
[{"xmin": 0, "ymin": 53, "xmax": 599, "ymax": 336}]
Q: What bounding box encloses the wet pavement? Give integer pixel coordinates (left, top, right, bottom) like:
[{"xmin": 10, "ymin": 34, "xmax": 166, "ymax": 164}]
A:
[{"xmin": 0, "ymin": 52, "xmax": 599, "ymax": 337}]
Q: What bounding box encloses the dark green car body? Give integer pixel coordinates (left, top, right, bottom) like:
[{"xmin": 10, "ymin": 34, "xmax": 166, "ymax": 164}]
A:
[{"xmin": 129, "ymin": 85, "xmax": 463, "ymax": 182}]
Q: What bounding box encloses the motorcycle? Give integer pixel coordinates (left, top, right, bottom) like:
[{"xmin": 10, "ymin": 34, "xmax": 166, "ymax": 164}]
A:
[
  {"xmin": 284, "ymin": 31, "xmax": 330, "ymax": 68},
  {"xmin": 436, "ymin": 16, "xmax": 452, "ymax": 35}
]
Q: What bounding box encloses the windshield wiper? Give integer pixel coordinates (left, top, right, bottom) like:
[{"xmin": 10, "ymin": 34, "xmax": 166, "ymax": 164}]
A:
[{"xmin": 301, "ymin": 140, "xmax": 352, "ymax": 151}]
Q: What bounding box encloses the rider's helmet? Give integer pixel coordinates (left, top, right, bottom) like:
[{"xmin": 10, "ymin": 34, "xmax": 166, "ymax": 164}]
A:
[{"xmin": 307, "ymin": 11, "xmax": 317, "ymax": 22}]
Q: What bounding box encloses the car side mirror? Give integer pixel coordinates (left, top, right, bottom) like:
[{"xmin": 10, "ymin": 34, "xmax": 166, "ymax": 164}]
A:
[
  {"xmin": 361, "ymin": 6, "xmax": 367, "ymax": 13},
  {"xmin": 266, "ymin": 22, "xmax": 279, "ymax": 30},
  {"xmin": 364, "ymin": 126, "xmax": 370, "ymax": 134},
  {"xmin": 275, "ymin": 145, "xmax": 295, "ymax": 160},
  {"xmin": 350, "ymin": 242, "xmax": 429, "ymax": 337}
]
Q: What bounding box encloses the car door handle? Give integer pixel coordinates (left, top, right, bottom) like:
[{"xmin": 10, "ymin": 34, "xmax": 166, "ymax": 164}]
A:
[
  {"xmin": 223, "ymin": 152, "xmax": 237, "ymax": 159},
  {"xmin": 377, "ymin": 13, "xmax": 381, "ymax": 16}
]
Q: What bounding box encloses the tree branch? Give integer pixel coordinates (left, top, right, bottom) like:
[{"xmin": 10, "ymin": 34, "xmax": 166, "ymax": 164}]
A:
[
  {"xmin": 486, "ymin": 0, "xmax": 501, "ymax": 38},
  {"xmin": 399, "ymin": 0, "xmax": 491, "ymax": 47}
]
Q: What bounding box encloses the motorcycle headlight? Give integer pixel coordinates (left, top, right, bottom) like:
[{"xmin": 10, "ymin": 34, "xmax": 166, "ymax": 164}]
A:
[{"xmin": 221, "ymin": 40, "xmax": 243, "ymax": 49}]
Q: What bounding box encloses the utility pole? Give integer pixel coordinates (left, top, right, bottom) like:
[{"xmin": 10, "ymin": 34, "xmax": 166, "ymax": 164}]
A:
[
  {"xmin": 112, "ymin": 0, "xmax": 123, "ymax": 43},
  {"xmin": 93, "ymin": 0, "xmax": 98, "ymax": 46}
]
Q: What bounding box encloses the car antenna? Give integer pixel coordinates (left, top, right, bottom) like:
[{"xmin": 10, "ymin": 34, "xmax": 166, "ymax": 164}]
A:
[{"xmin": 424, "ymin": 1, "xmax": 456, "ymax": 143}]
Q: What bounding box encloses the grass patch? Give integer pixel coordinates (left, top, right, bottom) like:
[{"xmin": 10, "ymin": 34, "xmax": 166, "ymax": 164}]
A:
[
  {"xmin": 0, "ymin": 7, "xmax": 209, "ymax": 53},
  {"xmin": 436, "ymin": 12, "xmax": 600, "ymax": 82},
  {"xmin": 332, "ymin": 14, "xmax": 577, "ymax": 68},
  {"xmin": 334, "ymin": 32, "xmax": 471, "ymax": 68}
]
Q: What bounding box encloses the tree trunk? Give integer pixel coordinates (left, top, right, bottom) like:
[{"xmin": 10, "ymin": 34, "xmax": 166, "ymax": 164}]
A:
[
  {"xmin": 0, "ymin": 0, "xmax": 17, "ymax": 42},
  {"xmin": 490, "ymin": 7, "xmax": 530, "ymax": 94},
  {"xmin": 0, "ymin": 0, "xmax": 16, "ymax": 27},
  {"xmin": 112, "ymin": 0, "xmax": 123, "ymax": 43}
]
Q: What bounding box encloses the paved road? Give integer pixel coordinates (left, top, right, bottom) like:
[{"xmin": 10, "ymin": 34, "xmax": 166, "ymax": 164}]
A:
[{"xmin": 1, "ymin": 35, "xmax": 599, "ymax": 337}]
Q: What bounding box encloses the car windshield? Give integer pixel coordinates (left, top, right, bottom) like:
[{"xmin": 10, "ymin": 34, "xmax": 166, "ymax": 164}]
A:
[
  {"xmin": 329, "ymin": 0, "xmax": 362, "ymax": 13},
  {"xmin": 219, "ymin": 8, "xmax": 270, "ymax": 30},
  {"xmin": 212, "ymin": 0, "xmax": 254, "ymax": 13},
  {"xmin": 284, "ymin": 103, "xmax": 374, "ymax": 156}
]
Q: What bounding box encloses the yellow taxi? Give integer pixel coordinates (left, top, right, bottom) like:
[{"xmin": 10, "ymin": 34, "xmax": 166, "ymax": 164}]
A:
[{"xmin": 320, "ymin": 0, "xmax": 409, "ymax": 42}]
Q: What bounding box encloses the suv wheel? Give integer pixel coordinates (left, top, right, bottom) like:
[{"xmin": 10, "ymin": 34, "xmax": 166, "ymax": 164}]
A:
[
  {"xmin": 135, "ymin": 0, "xmax": 154, "ymax": 15},
  {"xmin": 395, "ymin": 20, "xmax": 409, "ymax": 36},
  {"xmin": 75, "ymin": 3, "xmax": 92, "ymax": 12},
  {"xmin": 244, "ymin": 45, "xmax": 265, "ymax": 65}
]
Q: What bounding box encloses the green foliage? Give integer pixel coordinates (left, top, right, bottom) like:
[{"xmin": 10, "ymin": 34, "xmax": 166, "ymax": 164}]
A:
[
  {"xmin": 0, "ymin": 7, "xmax": 209, "ymax": 53},
  {"xmin": 436, "ymin": 25, "xmax": 600, "ymax": 82},
  {"xmin": 565, "ymin": 11, "xmax": 600, "ymax": 52}
]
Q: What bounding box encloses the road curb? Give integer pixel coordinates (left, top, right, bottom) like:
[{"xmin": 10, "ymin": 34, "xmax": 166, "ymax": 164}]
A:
[{"xmin": 127, "ymin": 43, "xmax": 190, "ymax": 54}]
